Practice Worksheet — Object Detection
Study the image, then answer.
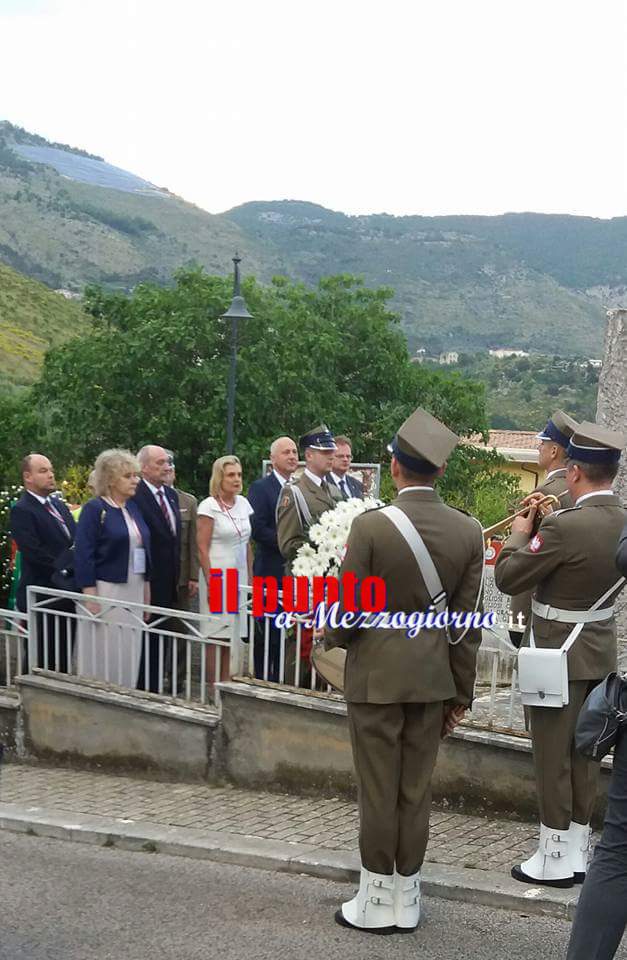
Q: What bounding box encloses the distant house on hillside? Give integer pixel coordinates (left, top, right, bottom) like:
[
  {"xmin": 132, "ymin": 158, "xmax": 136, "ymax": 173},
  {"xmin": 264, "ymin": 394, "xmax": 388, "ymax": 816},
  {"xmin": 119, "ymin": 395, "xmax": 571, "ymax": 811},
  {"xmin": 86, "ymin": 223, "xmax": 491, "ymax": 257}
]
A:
[
  {"xmin": 488, "ymin": 348, "xmax": 530, "ymax": 359},
  {"xmin": 439, "ymin": 351, "xmax": 459, "ymax": 365},
  {"xmin": 463, "ymin": 429, "xmax": 540, "ymax": 493}
]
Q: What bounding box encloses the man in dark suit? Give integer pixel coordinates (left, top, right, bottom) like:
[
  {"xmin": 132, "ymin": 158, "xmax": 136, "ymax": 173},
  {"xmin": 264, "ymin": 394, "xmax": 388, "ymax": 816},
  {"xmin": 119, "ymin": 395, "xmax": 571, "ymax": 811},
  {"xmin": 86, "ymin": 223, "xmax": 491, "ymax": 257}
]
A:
[
  {"xmin": 132, "ymin": 444, "xmax": 181, "ymax": 692},
  {"xmin": 247, "ymin": 436, "xmax": 298, "ymax": 681},
  {"xmin": 327, "ymin": 434, "xmax": 364, "ymax": 499},
  {"xmin": 164, "ymin": 456, "xmax": 199, "ymax": 611},
  {"xmin": 10, "ymin": 453, "xmax": 77, "ymax": 672}
]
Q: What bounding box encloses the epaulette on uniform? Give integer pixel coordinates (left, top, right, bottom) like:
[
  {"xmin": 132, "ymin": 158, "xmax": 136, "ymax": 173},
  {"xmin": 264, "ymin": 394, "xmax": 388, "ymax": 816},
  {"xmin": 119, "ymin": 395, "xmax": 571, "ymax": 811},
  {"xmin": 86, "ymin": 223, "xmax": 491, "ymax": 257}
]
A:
[
  {"xmin": 552, "ymin": 506, "xmax": 581, "ymax": 519},
  {"xmin": 359, "ymin": 503, "xmax": 386, "ymax": 520}
]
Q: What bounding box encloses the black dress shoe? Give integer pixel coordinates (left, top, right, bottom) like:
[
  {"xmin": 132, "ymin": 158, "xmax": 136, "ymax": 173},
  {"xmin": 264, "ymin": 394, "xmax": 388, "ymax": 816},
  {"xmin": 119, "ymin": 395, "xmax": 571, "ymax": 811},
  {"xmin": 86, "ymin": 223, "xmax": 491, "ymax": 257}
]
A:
[
  {"xmin": 334, "ymin": 910, "xmax": 397, "ymax": 935},
  {"xmin": 511, "ymin": 864, "xmax": 574, "ymax": 888}
]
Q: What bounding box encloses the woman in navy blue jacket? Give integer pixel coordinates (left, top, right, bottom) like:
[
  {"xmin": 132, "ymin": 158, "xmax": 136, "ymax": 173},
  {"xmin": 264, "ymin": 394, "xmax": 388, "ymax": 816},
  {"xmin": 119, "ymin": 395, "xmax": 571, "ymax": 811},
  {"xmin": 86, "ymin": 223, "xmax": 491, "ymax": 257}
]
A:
[{"xmin": 75, "ymin": 449, "xmax": 151, "ymax": 688}]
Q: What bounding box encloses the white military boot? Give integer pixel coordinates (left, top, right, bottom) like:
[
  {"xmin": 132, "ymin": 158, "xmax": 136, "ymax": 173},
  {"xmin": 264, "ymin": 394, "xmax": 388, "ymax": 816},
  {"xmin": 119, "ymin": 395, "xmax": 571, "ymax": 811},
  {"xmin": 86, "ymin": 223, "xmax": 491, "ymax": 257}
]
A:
[
  {"xmin": 393, "ymin": 870, "xmax": 421, "ymax": 932},
  {"xmin": 568, "ymin": 821, "xmax": 591, "ymax": 883},
  {"xmin": 511, "ymin": 823, "xmax": 574, "ymax": 888},
  {"xmin": 335, "ymin": 867, "xmax": 396, "ymax": 934}
]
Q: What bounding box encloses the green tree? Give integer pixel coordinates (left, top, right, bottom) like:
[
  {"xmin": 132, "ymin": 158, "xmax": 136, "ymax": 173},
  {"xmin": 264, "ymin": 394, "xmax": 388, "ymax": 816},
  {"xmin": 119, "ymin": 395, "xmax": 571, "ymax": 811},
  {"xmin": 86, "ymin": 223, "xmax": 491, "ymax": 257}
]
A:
[{"xmin": 19, "ymin": 270, "xmax": 488, "ymax": 495}]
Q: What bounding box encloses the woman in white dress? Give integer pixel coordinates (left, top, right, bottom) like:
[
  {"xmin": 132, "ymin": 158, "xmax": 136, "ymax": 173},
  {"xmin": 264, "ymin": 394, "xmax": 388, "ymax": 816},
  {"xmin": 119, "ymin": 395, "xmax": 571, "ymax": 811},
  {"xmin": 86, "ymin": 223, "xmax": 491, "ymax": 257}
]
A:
[
  {"xmin": 197, "ymin": 455, "xmax": 253, "ymax": 688},
  {"xmin": 75, "ymin": 449, "xmax": 151, "ymax": 688}
]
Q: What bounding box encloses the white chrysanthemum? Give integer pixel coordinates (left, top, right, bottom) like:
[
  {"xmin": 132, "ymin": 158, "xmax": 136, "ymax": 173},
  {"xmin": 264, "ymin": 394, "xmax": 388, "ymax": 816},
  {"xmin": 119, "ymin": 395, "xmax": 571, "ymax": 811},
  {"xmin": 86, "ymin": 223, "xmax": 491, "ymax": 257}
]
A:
[
  {"xmin": 292, "ymin": 556, "xmax": 315, "ymax": 578},
  {"xmin": 309, "ymin": 525, "xmax": 324, "ymax": 545},
  {"xmin": 293, "ymin": 496, "xmax": 384, "ymax": 584},
  {"xmin": 298, "ymin": 543, "xmax": 316, "ymax": 559}
]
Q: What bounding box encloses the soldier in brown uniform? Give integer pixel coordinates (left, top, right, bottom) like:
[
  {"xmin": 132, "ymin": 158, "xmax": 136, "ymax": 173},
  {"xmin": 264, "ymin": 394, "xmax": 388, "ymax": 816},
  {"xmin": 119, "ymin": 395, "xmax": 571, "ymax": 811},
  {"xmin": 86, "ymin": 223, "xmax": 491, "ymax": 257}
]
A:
[
  {"xmin": 276, "ymin": 425, "xmax": 341, "ymax": 573},
  {"xmin": 508, "ymin": 410, "xmax": 578, "ymax": 645},
  {"xmin": 326, "ymin": 408, "xmax": 485, "ymax": 934},
  {"xmin": 495, "ymin": 423, "xmax": 627, "ymax": 888}
]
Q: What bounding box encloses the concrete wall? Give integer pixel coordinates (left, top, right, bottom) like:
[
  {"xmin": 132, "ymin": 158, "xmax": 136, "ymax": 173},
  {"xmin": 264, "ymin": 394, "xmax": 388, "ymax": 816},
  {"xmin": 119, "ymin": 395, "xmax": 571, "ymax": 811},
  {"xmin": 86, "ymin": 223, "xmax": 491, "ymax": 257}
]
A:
[
  {"xmin": 216, "ymin": 682, "xmax": 611, "ymax": 824},
  {"xmin": 18, "ymin": 673, "xmax": 219, "ymax": 781},
  {"xmin": 0, "ymin": 693, "xmax": 20, "ymax": 759},
  {"xmin": 216, "ymin": 682, "xmax": 355, "ymax": 797},
  {"xmin": 9, "ymin": 675, "xmax": 613, "ymax": 825}
]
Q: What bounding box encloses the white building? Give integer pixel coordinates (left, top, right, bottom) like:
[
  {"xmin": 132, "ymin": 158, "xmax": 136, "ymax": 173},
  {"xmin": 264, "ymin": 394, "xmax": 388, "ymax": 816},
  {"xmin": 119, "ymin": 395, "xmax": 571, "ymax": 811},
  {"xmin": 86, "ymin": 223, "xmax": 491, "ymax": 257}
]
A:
[{"xmin": 488, "ymin": 348, "xmax": 530, "ymax": 359}]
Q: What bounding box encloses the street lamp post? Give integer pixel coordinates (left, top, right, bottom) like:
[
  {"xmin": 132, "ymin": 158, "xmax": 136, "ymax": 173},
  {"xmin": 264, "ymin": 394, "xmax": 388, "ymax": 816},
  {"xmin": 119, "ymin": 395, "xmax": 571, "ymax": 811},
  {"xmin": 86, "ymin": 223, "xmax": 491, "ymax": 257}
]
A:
[{"xmin": 221, "ymin": 254, "xmax": 253, "ymax": 454}]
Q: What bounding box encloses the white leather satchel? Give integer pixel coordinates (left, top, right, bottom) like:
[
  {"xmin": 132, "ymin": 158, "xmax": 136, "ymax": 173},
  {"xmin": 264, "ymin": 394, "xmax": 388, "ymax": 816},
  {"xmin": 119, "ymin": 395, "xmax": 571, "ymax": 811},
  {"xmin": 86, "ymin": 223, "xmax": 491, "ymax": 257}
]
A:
[
  {"xmin": 518, "ymin": 645, "xmax": 570, "ymax": 707},
  {"xmin": 518, "ymin": 577, "xmax": 625, "ymax": 708}
]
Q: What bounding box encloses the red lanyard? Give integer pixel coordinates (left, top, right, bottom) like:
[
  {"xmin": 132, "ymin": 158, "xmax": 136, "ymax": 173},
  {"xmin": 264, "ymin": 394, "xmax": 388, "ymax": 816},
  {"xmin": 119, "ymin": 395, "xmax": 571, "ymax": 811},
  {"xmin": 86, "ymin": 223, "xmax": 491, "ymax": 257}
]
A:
[
  {"xmin": 124, "ymin": 508, "xmax": 143, "ymax": 546},
  {"xmin": 217, "ymin": 497, "xmax": 243, "ymax": 540}
]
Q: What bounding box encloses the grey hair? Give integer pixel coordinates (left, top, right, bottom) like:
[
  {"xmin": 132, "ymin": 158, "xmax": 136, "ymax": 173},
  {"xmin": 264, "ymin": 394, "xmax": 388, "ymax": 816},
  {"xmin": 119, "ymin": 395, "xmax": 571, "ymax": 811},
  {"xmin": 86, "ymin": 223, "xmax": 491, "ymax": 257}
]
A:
[
  {"xmin": 93, "ymin": 449, "xmax": 139, "ymax": 497},
  {"xmin": 270, "ymin": 436, "xmax": 297, "ymax": 458},
  {"xmin": 136, "ymin": 445, "xmax": 152, "ymax": 467}
]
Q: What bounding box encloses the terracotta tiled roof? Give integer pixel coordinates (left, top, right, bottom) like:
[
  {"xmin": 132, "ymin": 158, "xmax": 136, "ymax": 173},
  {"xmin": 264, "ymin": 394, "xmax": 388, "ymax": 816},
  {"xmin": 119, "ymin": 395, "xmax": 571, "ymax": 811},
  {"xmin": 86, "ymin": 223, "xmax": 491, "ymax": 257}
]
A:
[{"xmin": 464, "ymin": 430, "xmax": 539, "ymax": 452}]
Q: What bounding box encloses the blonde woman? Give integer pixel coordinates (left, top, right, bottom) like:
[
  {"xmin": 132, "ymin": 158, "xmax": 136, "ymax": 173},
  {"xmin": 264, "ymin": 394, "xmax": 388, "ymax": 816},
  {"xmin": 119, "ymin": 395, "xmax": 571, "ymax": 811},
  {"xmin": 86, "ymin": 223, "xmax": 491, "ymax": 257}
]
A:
[
  {"xmin": 197, "ymin": 456, "xmax": 253, "ymax": 686},
  {"xmin": 74, "ymin": 449, "xmax": 151, "ymax": 688}
]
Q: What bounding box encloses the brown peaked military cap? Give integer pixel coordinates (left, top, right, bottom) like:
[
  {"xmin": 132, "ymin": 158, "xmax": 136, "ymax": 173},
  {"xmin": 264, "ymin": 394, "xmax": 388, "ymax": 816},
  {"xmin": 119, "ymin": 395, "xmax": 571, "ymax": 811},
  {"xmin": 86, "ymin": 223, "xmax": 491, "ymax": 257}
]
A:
[
  {"xmin": 536, "ymin": 409, "xmax": 579, "ymax": 447},
  {"xmin": 567, "ymin": 421, "xmax": 625, "ymax": 464},
  {"xmin": 388, "ymin": 407, "xmax": 459, "ymax": 471}
]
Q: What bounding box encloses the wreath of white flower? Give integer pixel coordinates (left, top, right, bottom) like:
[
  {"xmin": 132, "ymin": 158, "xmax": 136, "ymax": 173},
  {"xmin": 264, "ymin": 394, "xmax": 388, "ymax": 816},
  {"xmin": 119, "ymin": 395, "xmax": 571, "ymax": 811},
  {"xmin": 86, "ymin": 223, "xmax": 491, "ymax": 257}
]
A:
[{"xmin": 292, "ymin": 496, "xmax": 383, "ymax": 579}]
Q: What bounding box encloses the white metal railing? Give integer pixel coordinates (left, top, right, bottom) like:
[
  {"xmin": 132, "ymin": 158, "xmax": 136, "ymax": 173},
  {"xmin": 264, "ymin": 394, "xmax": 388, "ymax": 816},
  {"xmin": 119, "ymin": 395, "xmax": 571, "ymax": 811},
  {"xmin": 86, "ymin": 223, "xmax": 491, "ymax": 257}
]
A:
[
  {"xmin": 472, "ymin": 636, "xmax": 522, "ymax": 732},
  {"xmin": 24, "ymin": 586, "xmax": 238, "ymax": 704},
  {"xmin": 0, "ymin": 608, "xmax": 28, "ymax": 690},
  {"xmin": 240, "ymin": 585, "xmax": 336, "ymax": 695},
  {"xmin": 2, "ymin": 585, "xmax": 525, "ymax": 732},
  {"xmin": 241, "ymin": 586, "xmax": 524, "ymax": 729}
]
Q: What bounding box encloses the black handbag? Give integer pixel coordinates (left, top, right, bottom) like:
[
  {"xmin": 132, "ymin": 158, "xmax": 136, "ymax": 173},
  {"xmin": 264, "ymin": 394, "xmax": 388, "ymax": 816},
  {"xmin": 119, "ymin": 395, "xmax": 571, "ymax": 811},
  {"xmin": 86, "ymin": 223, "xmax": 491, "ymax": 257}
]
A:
[{"xmin": 575, "ymin": 672, "xmax": 627, "ymax": 762}]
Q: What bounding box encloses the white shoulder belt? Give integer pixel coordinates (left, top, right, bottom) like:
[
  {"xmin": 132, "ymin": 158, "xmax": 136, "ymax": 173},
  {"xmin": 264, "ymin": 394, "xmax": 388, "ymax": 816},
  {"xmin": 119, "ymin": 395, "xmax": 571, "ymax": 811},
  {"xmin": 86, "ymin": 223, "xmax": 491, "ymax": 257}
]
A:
[{"xmin": 380, "ymin": 504, "xmax": 484, "ymax": 645}]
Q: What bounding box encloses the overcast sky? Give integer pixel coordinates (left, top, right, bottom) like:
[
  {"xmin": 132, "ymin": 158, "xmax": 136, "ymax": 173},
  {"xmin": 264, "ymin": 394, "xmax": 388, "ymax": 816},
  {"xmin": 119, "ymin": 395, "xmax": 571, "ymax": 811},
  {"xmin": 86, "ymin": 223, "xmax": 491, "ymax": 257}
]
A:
[{"xmin": 1, "ymin": 0, "xmax": 626, "ymax": 218}]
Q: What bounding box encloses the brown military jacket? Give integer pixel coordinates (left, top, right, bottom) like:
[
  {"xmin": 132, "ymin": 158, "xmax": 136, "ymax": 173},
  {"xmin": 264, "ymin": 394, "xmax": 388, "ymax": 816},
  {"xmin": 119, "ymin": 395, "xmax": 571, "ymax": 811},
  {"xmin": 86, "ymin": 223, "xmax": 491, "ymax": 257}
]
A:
[
  {"xmin": 277, "ymin": 472, "xmax": 339, "ymax": 572},
  {"xmin": 495, "ymin": 493, "xmax": 627, "ymax": 680},
  {"xmin": 176, "ymin": 488, "xmax": 199, "ymax": 588},
  {"xmin": 326, "ymin": 488, "xmax": 484, "ymax": 706},
  {"xmin": 509, "ymin": 469, "xmax": 573, "ymax": 632}
]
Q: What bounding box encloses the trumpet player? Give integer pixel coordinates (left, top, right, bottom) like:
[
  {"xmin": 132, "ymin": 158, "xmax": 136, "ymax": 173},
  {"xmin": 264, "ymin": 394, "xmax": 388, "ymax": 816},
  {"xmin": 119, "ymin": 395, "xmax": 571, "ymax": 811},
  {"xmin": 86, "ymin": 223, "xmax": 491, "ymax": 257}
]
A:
[
  {"xmin": 495, "ymin": 423, "xmax": 627, "ymax": 888},
  {"xmin": 508, "ymin": 410, "xmax": 578, "ymax": 645}
]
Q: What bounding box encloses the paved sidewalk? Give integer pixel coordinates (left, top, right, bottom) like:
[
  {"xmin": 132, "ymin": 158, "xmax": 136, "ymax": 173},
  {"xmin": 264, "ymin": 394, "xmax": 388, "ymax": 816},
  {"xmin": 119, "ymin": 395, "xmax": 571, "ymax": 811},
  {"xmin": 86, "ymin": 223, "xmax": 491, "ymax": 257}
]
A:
[{"xmin": 0, "ymin": 762, "xmax": 540, "ymax": 873}]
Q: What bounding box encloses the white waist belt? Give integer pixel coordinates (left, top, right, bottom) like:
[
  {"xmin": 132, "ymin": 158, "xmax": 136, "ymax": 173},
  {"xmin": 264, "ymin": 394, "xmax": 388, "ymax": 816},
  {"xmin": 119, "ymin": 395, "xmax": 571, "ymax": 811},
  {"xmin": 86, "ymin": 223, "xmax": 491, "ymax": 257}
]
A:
[{"xmin": 531, "ymin": 600, "xmax": 615, "ymax": 624}]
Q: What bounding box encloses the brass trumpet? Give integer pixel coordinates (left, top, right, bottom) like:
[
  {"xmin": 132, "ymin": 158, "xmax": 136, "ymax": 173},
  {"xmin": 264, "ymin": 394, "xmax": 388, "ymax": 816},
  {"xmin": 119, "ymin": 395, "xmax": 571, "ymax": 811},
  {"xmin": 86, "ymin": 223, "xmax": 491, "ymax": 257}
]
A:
[{"xmin": 482, "ymin": 493, "xmax": 562, "ymax": 540}]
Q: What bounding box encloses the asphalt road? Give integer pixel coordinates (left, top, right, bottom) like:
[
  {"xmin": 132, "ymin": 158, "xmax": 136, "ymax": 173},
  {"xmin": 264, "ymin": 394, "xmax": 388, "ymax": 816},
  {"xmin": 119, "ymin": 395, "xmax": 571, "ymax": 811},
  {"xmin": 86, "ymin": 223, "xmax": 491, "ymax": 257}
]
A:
[{"xmin": 1, "ymin": 832, "xmax": 625, "ymax": 960}]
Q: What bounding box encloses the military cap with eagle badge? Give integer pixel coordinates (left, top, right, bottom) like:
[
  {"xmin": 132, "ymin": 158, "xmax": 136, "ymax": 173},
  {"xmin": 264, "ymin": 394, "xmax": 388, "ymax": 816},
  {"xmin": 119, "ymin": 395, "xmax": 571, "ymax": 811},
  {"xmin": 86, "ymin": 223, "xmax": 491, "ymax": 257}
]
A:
[
  {"xmin": 298, "ymin": 424, "xmax": 337, "ymax": 453},
  {"xmin": 536, "ymin": 409, "xmax": 579, "ymax": 448}
]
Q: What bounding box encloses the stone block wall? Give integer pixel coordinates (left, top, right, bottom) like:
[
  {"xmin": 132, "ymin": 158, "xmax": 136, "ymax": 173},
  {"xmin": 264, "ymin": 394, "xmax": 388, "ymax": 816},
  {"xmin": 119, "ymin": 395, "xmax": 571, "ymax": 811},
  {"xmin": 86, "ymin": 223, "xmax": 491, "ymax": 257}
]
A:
[{"xmin": 597, "ymin": 308, "xmax": 627, "ymax": 637}]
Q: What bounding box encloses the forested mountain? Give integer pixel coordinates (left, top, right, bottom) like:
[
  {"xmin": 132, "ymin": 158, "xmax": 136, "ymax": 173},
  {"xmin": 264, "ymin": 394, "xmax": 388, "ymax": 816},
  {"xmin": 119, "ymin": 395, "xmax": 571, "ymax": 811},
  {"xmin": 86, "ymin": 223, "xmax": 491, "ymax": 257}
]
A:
[
  {"xmin": 227, "ymin": 201, "xmax": 611, "ymax": 356},
  {"xmin": 0, "ymin": 121, "xmax": 623, "ymax": 358},
  {"xmin": 0, "ymin": 261, "xmax": 86, "ymax": 391},
  {"xmin": 0, "ymin": 121, "xmax": 270, "ymax": 293}
]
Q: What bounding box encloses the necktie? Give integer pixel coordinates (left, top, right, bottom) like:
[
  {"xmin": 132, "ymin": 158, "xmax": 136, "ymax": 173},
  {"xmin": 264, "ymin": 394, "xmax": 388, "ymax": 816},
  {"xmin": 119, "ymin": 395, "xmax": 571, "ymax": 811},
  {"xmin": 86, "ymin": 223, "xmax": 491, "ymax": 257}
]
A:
[
  {"xmin": 339, "ymin": 478, "xmax": 349, "ymax": 499},
  {"xmin": 45, "ymin": 498, "xmax": 71, "ymax": 539},
  {"xmin": 157, "ymin": 488, "xmax": 174, "ymax": 534}
]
